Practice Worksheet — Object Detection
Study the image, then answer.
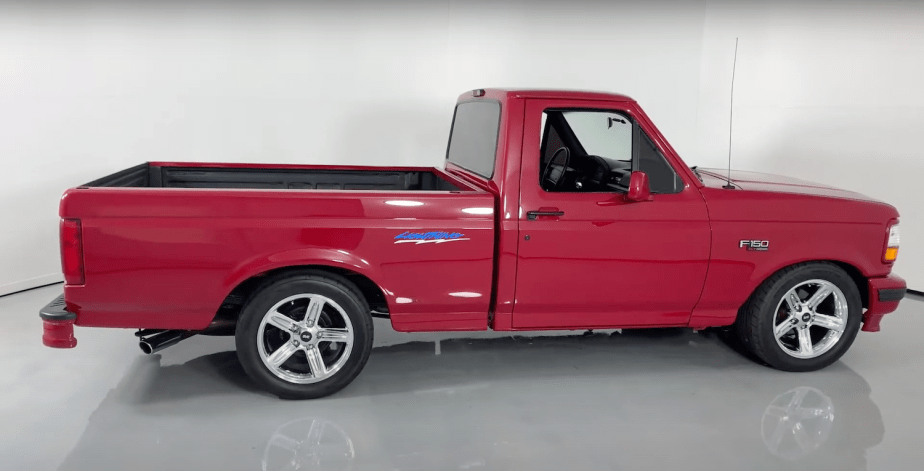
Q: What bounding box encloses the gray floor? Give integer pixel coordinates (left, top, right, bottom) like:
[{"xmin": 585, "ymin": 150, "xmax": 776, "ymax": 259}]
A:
[{"xmin": 3, "ymin": 285, "xmax": 923, "ymax": 470}]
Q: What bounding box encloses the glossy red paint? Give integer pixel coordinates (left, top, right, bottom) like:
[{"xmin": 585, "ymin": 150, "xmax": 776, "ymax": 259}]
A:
[
  {"xmin": 509, "ymin": 97, "xmax": 711, "ymax": 330},
  {"xmin": 52, "ymin": 88, "xmax": 905, "ymax": 343},
  {"xmin": 688, "ymin": 172, "xmax": 899, "ymax": 329},
  {"xmin": 626, "ymin": 171, "xmax": 653, "ymax": 202},
  {"xmin": 42, "ymin": 319, "xmax": 77, "ymax": 348},
  {"xmin": 61, "ymin": 168, "xmax": 495, "ymax": 332},
  {"xmin": 697, "ymin": 168, "xmax": 888, "ymax": 204},
  {"xmin": 445, "ymin": 88, "xmax": 525, "ymax": 331},
  {"xmin": 862, "ymin": 273, "xmax": 907, "ymax": 332}
]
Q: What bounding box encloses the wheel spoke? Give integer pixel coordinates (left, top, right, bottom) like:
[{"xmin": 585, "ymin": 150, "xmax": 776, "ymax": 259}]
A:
[
  {"xmin": 318, "ymin": 328, "xmax": 351, "ymax": 343},
  {"xmin": 806, "ymin": 285, "xmax": 833, "ymax": 311},
  {"xmin": 792, "ymin": 423, "xmax": 813, "ymax": 452},
  {"xmin": 812, "ymin": 314, "xmax": 845, "ymax": 332},
  {"xmin": 785, "ymin": 292, "xmax": 801, "ymax": 312},
  {"xmin": 765, "ymin": 405, "xmax": 789, "ymax": 418},
  {"xmin": 268, "ymin": 312, "xmax": 298, "ymax": 332},
  {"xmin": 797, "ymin": 328, "xmax": 813, "ymax": 356},
  {"xmin": 267, "ymin": 342, "xmax": 299, "ymax": 368},
  {"xmin": 774, "ymin": 319, "xmax": 795, "ymax": 339},
  {"xmin": 305, "ymin": 345, "xmax": 327, "ymax": 378},
  {"xmin": 304, "ymin": 298, "xmax": 325, "ymax": 326},
  {"xmin": 267, "ymin": 433, "xmax": 301, "ymax": 453},
  {"xmin": 795, "ymin": 407, "xmax": 826, "ymax": 420},
  {"xmin": 788, "ymin": 387, "xmax": 809, "ymax": 408},
  {"xmin": 305, "ymin": 419, "xmax": 326, "ymax": 446},
  {"xmin": 767, "ymin": 421, "xmax": 787, "ymax": 454}
]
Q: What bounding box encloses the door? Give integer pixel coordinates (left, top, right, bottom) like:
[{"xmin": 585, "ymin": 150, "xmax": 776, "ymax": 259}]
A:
[{"xmin": 512, "ymin": 99, "xmax": 711, "ymax": 329}]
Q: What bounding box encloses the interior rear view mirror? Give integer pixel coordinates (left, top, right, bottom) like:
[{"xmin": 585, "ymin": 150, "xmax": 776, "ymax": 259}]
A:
[{"xmin": 625, "ymin": 171, "xmax": 653, "ymax": 202}]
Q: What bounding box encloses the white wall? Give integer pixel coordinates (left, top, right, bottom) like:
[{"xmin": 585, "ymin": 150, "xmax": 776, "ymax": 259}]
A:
[
  {"xmin": 2, "ymin": 0, "xmax": 922, "ymax": 294},
  {"xmin": 694, "ymin": 1, "xmax": 924, "ymax": 288}
]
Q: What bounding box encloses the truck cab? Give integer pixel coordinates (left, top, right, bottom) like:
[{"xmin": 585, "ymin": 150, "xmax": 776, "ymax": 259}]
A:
[{"xmin": 445, "ymin": 89, "xmax": 710, "ymax": 332}]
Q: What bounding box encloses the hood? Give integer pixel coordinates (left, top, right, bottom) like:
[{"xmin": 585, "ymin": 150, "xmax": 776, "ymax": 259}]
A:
[{"xmin": 696, "ymin": 168, "xmax": 887, "ymax": 205}]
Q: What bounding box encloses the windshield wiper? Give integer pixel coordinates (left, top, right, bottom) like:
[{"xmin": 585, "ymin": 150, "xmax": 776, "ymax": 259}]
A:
[{"xmin": 690, "ymin": 166, "xmax": 704, "ymax": 183}]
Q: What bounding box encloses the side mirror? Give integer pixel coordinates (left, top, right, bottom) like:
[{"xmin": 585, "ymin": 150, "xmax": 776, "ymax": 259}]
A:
[{"xmin": 625, "ymin": 171, "xmax": 653, "ymax": 202}]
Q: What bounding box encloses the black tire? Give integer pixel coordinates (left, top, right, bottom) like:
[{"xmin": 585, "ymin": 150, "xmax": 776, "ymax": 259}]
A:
[
  {"xmin": 734, "ymin": 262, "xmax": 862, "ymax": 372},
  {"xmin": 235, "ymin": 270, "xmax": 374, "ymax": 399}
]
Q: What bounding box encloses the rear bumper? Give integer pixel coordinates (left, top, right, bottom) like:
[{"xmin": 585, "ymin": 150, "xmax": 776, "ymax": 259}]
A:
[
  {"xmin": 862, "ymin": 273, "xmax": 907, "ymax": 332},
  {"xmin": 39, "ymin": 293, "xmax": 77, "ymax": 348}
]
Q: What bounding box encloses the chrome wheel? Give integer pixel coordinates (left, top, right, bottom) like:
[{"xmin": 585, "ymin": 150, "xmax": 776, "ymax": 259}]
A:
[
  {"xmin": 773, "ymin": 280, "xmax": 847, "ymax": 359},
  {"xmin": 257, "ymin": 294, "xmax": 354, "ymax": 384}
]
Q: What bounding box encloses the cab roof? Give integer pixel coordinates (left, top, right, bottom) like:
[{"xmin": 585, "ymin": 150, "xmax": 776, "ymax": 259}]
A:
[{"xmin": 462, "ymin": 88, "xmax": 635, "ymax": 103}]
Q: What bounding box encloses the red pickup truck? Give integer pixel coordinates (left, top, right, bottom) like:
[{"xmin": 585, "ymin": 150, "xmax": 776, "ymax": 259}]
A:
[{"xmin": 40, "ymin": 89, "xmax": 906, "ymax": 399}]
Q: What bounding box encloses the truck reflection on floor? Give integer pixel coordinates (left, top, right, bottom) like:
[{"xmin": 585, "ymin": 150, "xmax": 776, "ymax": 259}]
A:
[
  {"xmin": 762, "ymin": 386, "xmax": 835, "ymax": 461},
  {"xmin": 58, "ymin": 329, "xmax": 883, "ymax": 471},
  {"xmin": 263, "ymin": 417, "xmax": 355, "ymax": 471}
]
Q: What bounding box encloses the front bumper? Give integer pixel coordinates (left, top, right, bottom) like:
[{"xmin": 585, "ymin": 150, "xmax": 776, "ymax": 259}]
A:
[
  {"xmin": 862, "ymin": 273, "xmax": 907, "ymax": 332},
  {"xmin": 39, "ymin": 293, "xmax": 77, "ymax": 348}
]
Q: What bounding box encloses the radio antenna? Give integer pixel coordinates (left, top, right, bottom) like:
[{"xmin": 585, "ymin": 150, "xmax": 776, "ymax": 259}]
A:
[{"xmin": 723, "ymin": 37, "xmax": 739, "ymax": 190}]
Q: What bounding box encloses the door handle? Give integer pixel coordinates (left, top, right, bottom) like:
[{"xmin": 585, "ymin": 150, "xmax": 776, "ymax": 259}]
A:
[{"xmin": 527, "ymin": 210, "xmax": 565, "ymax": 220}]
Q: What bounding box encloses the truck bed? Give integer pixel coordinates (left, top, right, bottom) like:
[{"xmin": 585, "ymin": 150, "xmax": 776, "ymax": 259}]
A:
[
  {"xmin": 61, "ymin": 161, "xmax": 495, "ymax": 334},
  {"xmin": 83, "ymin": 162, "xmax": 464, "ymax": 191}
]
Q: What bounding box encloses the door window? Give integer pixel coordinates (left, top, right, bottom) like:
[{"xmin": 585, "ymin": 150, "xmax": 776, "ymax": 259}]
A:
[{"xmin": 539, "ymin": 109, "xmax": 682, "ymax": 194}]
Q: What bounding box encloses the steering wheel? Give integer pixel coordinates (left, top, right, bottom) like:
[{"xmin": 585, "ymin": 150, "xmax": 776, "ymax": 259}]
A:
[{"xmin": 542, "ymin": 147, "xmax": 571, "ymax": 190}]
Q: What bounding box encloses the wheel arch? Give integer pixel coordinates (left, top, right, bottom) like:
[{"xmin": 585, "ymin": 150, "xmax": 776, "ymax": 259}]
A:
[
  {"xmin": 743, "ymin": 259, "xmax": 869, "ymax": 314},
  {"xmin": 730, "ymin": 258, "xmax": 867, "ymax": 371},
  {"xmin": 210, "ymin": 264, "xmax": 390, "ymax": 334},
  {"xmin": 826, "ymin": 260, "xmax": 869, "ymax": 309}
]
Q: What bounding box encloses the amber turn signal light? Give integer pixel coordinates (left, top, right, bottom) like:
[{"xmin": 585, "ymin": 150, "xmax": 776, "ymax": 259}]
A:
[
  {"xmin": 884, "ymin": 247, "xmax": 899, "ymax": 262},
  {"xmin": 884, "ymin": 224, "xmax": 900, "ymax": 263}
]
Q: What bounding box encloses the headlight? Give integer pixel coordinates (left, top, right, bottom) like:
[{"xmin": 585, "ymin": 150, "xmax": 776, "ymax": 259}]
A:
[{"xmin": 884, "ymin": 224, "xmax": 900, "ymax": 262}]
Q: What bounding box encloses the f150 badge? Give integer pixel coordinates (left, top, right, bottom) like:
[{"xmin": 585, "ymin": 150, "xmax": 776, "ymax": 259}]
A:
[
  {"xmin": 394, "ymin": 231, "xmax": 468, "ymax": 244},
  {"xmin": 740, "ymin": 240, "xmax": 769, "ymax": 251}
]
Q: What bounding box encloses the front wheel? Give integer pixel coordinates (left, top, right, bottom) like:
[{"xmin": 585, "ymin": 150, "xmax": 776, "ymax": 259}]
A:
[
  {"xmin": 236, "ymin": 271, "xmax": 374, "ymax": 399},
  {"xmin": 735, "ymin": 262, "xmax": 862, "ymax": 372}
]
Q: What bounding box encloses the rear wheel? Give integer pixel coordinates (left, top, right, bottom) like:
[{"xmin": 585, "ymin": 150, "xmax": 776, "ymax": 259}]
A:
[
  {"xmin": 236, "ymin": 271, "xmax": 374, "ymax": 399},
  {"xmin": 735, "ymin": 262, "xmax": 862, "ymax": 372}
]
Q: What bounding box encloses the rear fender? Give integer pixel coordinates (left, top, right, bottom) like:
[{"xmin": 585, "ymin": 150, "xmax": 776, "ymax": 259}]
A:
[{"xmin": 223, "ymin": 247, "xmax": 390, "ymax": 303}]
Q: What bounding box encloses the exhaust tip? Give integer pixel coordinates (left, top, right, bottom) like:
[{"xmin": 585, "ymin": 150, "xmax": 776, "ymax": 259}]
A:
[{"xmin": 137, "ymin": 330, "xmax": 193, "ymax": 355}]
